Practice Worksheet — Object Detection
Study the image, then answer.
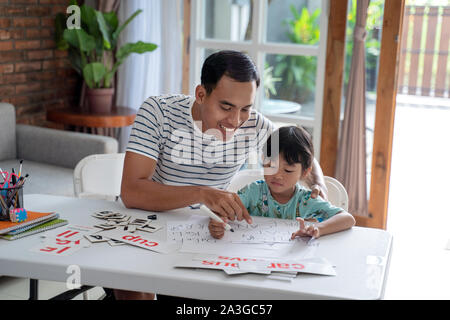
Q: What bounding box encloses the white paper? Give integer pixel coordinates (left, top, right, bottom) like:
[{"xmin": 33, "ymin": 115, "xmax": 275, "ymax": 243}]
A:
[
  {"xmin": 42, "ymin": 224, "xmax": 99, "ymax": 241},
  {"xmin": 174, "ymin": 254, "xmax": 336, "ymax": 276},
  {"xmin": 169, "ymin": 216, "xmax": 320, "ymax": 259},
  {"xmin": 167, "ymin": 216, "xmax": 301, "ymax": 245},
  {"xmin": 30, "ymin": 241, "xmax": 85, "ymax": 256},
  {"xmin": 30, "ymin": 225, "xmax": 96, "ymax": 257},
  {"xmin": 99, "ymin": 229, "xmax": 179, "ymax": 254}
]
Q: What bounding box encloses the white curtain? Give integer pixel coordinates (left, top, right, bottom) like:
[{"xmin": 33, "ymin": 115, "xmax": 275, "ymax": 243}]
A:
[{"xmin": 116, "ymin": 0, "xmax": 183, "ymax": 151}]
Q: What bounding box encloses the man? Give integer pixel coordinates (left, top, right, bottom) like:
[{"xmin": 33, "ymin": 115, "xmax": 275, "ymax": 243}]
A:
[{"xmin": 116, "ymin": 50, "xmax": 326, "ymax": 300}]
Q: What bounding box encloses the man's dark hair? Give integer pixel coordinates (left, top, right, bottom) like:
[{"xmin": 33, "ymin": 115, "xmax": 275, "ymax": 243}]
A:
[
  {"xmin": 263, "ymin": 126, "xmax": 314, "ymax": 172},
  {"xmin": 201, "ymin": 50, "xmax": 260, "ymax": 95}
]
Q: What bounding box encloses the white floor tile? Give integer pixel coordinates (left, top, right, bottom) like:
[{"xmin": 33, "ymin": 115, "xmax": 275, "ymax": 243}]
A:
[{"xmin": 0, "ymin": 276, "xmax": 105, "ymax": 300}]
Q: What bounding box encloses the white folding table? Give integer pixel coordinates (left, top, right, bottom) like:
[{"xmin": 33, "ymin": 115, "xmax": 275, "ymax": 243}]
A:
[{"xmin": 0, "ymin": 194, "xmax": 393, "ymax": 300}]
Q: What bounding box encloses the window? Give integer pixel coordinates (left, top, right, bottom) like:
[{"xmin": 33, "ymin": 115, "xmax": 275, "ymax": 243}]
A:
[{"xmin": 189, "ymin": 0, "xmax": 329, "ymax": 159}]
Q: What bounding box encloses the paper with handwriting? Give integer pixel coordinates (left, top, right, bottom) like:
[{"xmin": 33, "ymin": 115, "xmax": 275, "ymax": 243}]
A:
[
  {"xmin": 167, "ymin": 216, "xmax": 302, "ymax": 245},
  {"xmin": 166, "ymin": 215, "xmax": 319, "ymax": 258}
]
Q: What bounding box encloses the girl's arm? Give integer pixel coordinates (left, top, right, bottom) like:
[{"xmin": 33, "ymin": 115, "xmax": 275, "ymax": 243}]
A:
[
  {"xmin": 317, "ymin": 211, "xmax": 355, "ymax": 237},
  {"xmin": 291, "ymin": 211, "xmax": 355, "ymax": 240}
]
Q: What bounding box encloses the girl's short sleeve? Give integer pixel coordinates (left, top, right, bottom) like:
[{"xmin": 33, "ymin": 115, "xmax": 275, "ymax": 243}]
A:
[
  {"xmin": 300, "ymin": 192, "xmax": 343, "ymax": 222},
  {"xmin": 236, "ymin": 180, "xmax": 264, "ymax": 212}
]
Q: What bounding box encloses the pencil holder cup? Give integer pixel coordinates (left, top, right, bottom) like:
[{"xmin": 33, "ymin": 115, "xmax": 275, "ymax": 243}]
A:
[{"xmin": 0, "ymin": 184, "xmax": 25, "ymax": 222}]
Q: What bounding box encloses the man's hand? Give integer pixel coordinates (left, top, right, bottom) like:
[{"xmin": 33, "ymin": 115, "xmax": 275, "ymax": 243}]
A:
[
  {"xmin": 200, "ymin": 187, "xmax": 252, "ymax": 224},
  {"xmin": 304, "ymin": 158, "xmax": 328, "ymax": 200},
  {"xmin": 310, "ymin": 184, "xmax": 327, "ymax": 200}
]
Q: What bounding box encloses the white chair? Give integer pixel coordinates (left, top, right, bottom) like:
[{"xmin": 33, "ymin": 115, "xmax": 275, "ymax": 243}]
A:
[
  {"xmin": 227, "ymin": 169, "xmax": 349, "ymax": 211},
  {"xmin": 227, "ymin": 169, "xmax": 264, "ymax": 193},
  {"xmin": 73, "ymin": 153, "xmax": 125, "ymax": 202},
  {"xmin": 323, "ymin": 176, "xmax": 348, "ymax": 211}
]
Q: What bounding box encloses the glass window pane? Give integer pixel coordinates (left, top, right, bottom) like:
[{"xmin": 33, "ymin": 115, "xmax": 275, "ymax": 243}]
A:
[
  {"xmin": 202, "ymin": 0, "xmax": 252, "ymax": 41},
  {"xmin": 266, "ymin": 0, "xmax": 321, "ymax": 45},
  {"xmin": 262, "ymin": 54, "xmax": 317, "ymax": 118}
]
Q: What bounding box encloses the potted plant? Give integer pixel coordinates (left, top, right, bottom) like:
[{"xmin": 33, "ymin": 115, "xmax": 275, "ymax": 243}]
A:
[{"xmin": 55, "ymin": 2, "xmax": 157, "ymax": 113}]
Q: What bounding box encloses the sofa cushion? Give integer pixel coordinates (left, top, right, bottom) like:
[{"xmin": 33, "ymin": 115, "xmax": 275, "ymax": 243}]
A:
[
  {"xmin": 0, "ymin": 159, "xmax": 74, "ymax": 197},
  {"xmin": 16, "ymin": 124, "xmax": 118, "ymax": 169},
  {"xmin": 0, "ymin": 103, "xmax": 17, "ymax": 161}
]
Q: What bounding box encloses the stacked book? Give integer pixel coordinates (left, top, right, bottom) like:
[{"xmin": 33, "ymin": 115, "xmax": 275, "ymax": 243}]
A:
[{"xmin": 0, "ymin": 211, "xmax": 68, "ymax": 240}]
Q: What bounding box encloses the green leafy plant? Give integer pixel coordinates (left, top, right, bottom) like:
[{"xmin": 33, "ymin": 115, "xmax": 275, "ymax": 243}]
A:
[
  {"xmin": 263, "ymin": 63, "xmax": 282, "ymax": 98},
  {"xmin": 272, "ymin": 5, "xmax": 320, "ymax": 103},
  {"xmin": 55, "ymin": 1, "xmax": 157, "ymax": 89}
]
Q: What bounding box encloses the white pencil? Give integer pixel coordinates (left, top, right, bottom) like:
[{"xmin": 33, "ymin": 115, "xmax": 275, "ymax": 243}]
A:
[
  {"xmin": 200, "ymin": 205, "xmax": 234, "ymax": 232},
  {"xmin": 0, "ymin": 168, "xmax": 6, "ymax": 180}
]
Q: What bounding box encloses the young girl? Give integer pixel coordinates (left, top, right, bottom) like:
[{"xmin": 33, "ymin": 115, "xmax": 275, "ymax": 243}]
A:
[{"xmin": 209, "ymin": 126, "xmax": 355, "ymax": 239}]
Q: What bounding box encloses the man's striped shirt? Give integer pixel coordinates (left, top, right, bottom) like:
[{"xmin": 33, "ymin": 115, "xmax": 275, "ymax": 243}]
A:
[{"xmin": 126, "ymin": 94, "xmax": 273, "ymax": 190}]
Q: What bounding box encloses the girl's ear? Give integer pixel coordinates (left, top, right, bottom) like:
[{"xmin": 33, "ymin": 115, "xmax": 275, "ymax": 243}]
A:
[{"xmin": 301, "ymin": 166, "xmax": 313, "ymax": 179}]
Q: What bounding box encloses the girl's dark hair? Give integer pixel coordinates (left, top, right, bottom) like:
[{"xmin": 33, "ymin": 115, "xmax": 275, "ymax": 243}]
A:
[
  {"xmin": 201, "ymin": 50, "xmax": 260, "ymax": 95},
  {"xmin": 263, "ymin": 126, "xmax": 314, "ymax": 172}
]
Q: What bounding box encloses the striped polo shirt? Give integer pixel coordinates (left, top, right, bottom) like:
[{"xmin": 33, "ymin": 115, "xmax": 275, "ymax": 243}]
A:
[{"xmin": 126, "ymin": 94, "xmax": 273, "ymax": 190}]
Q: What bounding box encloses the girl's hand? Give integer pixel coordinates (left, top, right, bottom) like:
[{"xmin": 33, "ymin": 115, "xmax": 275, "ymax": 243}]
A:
[
  {"xmin": 291, "ymin": 217, "xmax": 320, "ymax": 240},
  {"xmin": 208, "ymin": 217, "xmax": 226, "ymax": 239}
]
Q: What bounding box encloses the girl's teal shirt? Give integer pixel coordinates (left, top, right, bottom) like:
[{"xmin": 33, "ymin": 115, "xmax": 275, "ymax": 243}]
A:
[{"xmin": 237, "ymin": 180, "xmax": 343, "ymax": 222}]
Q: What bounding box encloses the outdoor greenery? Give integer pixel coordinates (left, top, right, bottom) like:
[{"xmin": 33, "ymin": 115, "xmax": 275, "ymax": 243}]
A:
[
  {"xmin": 271, "ymin": 5, "xmax": 320, "ymax": 103},
  {"xmin": 263, "ymin": 64, "xmax": 281, "ymax": 98},
  {"xmin": 267, "ymin": 1, "xmax": 384, "ymax": 103},
  {"xmin": 55, "ymin": 0, "xmax": 157, "ymax": 89}
]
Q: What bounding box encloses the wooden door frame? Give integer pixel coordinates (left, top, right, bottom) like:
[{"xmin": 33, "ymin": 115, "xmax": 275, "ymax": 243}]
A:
[
  {"xmin": 320, "ymin": 0, "xmax": 349, "ymax": 178},
  {"xmin": 365, "ymin": 0, "xmax": 406, "ymax": 229},
  {"xmin": 320, "ymin": 0, "xmax": 406, "ymax": 229}
]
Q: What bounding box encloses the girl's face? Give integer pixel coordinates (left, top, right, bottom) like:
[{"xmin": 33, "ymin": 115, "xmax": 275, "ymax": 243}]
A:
[{"xmin": 263, "ymin": 154, "xmax": 310, "ymax": 198}]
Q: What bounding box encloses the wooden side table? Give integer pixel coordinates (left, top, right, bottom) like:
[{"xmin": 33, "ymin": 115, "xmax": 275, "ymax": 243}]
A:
[{"xmin": 47, "ymin": 106, "xmax": 136, "ymax": 140}]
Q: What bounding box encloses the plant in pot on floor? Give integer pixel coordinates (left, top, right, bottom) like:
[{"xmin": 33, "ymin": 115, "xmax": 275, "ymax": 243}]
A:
[{"xmin": 55, "ymin": 2, "xmax": 157, "ymax": 113}]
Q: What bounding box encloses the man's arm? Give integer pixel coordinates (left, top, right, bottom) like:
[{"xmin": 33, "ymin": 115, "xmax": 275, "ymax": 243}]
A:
[
  {"xmin": 121, "ymin": 152, "xmax": 203, "ymax": 211},
  {"xmin": 304, "ymin": 157, "xmax": 328, "ymax": 200},
  {"xmin": 120, "ymin": 152, "xmax": 251, "ymax": 222}
]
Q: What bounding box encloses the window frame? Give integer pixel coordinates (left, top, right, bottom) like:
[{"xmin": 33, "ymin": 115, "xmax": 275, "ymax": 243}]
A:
[{"xmin": 189, "ymin": 0, "xmax": 330, "ymax": 160}]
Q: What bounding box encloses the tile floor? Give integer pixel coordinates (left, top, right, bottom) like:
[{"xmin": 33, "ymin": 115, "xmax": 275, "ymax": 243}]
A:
[
  {"xmin": 0, "ymin": 95, "xmax": 449, "ymax": 300},
  {"xmin": 0, "ymin": 277, "xmax": 105, "ymax": 300}
]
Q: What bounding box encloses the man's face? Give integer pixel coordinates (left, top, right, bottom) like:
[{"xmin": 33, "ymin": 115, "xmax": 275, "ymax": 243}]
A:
[{"xmin": 193, "ymin": 75, "xmax": 257, "ymax": 141}]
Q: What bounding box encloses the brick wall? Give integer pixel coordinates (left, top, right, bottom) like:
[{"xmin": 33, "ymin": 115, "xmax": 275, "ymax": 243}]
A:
[{"xmin": 0, "ymin": 0, "xmax": 82, "ymax": 126}]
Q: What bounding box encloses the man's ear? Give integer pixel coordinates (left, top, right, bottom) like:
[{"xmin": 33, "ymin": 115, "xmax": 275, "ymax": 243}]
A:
[{"xmin": 195, "ymin": 85, "xmax": 206, "ymax": 104}]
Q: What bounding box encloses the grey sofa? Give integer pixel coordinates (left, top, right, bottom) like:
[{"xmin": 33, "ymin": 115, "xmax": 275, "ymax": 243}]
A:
[{"xmin": 0, "ymin": 103, "xmax": 118, "ymax": 197}]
